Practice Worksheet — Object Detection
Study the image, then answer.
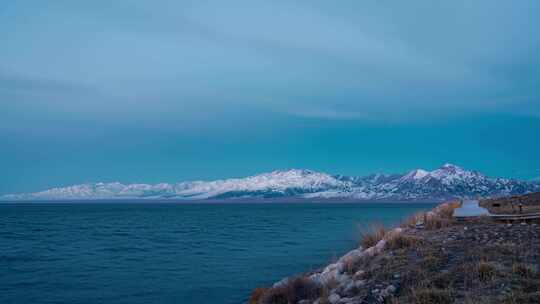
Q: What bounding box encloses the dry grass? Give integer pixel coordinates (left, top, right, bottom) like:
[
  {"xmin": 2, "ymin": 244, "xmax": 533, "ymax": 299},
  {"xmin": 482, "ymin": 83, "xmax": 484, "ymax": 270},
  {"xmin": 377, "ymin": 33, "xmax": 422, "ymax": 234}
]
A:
[
  {"xmin": 424, "ymin": 216, "xmax": 453, "ymax": 230},
  {"xmin": 342, "ymin": 256, "xmax": 357, "ymax": 275},
  {"xmin": 477, "ymin": 260, "xmax": 496, "ymax": 282},
  {"xmin": 424, "ymin": 202, "xmax": 458, "ymax": 230},
  {"xmin": 317, "ymin": 285, "xmax": 331, "ymax": 304},
  {"xmin": 386, "ymin": 234, "xmax": 422, "ymax": 251},
  {"xmin": 258, "ymin": 276, "xmax": 321, "ymax": 304},
  {"xmin": 401, "ymin": 212, "xmax": 424, "ymax": 228},
  {"xmin": 359, "ymin": 223, "xmax": 386, "ymax": 249},
  {"xmin": 409, "ymin": 287, "xmax": 453, "ymax": 304},
  {"xmin": 512, "ymin": 263, "xmax": 536, "ymax": 278},
  {"xmin": 249, "ymin": 287, "xmax": 270, "ymax": 304},
  {"xmin": 400, "ymin": 201, "xmax": 459, "ymax": 230}
]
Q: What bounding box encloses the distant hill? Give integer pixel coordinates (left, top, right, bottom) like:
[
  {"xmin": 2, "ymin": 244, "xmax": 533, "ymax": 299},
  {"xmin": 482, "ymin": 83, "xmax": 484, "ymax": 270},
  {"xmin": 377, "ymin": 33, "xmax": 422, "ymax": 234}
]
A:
[{"xmin": 2, "ymin": 164, "xmax": 539, "ymax": 202}]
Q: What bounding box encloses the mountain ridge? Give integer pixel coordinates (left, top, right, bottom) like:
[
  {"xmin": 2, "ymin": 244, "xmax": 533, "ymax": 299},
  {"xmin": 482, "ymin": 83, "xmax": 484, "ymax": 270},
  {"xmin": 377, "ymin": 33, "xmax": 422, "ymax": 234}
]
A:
[{"xmin": 2, "ymin": 164, "xmax": 539, "ymax": 202}]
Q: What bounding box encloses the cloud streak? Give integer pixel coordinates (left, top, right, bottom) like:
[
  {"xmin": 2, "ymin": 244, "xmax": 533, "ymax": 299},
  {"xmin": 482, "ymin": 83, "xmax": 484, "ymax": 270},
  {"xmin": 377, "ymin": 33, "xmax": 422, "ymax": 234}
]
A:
[{"xmin": 1, "ymin": 0, "xmax": 539, "ymax": 122}]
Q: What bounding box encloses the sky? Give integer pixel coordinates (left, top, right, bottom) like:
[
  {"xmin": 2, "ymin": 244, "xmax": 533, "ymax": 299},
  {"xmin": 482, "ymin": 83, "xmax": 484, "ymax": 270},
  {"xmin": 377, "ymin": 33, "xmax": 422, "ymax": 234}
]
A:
[{"xmin": 1, "ymin": 0, "xmax": 540, "ymax": 194}]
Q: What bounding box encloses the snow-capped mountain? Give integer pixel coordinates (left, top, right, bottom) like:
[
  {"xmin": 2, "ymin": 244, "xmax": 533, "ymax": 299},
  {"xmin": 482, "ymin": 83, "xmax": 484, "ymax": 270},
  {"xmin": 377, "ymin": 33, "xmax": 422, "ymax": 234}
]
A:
[{"xmin": 2, "ymin": 164, "xmax": 539, "ymax": 201}]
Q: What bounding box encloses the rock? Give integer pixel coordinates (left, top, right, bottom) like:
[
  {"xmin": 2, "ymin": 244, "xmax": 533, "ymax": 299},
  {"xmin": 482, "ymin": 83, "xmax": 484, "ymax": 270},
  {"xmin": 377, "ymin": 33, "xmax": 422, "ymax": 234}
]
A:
[
  {"xmin": 311, "ymin": 271, "xmax": 337, "ymax": 286},
  {"xmin": 311, "ymin": 262, "xmax": 343, "ymax": 285},
  {"xmin": 338, "ymin": 297, "xmax": 355, "ymax": 304},
  {"xmin": 353, "ymin": 270, "xmax": 365, "ymax": 279},
  {"xmin": 339, "ymin": 249, "xmax": 363, "ymax": 264},
  {"xmin": 335, "ymin": 273, "xmax": 351, "ymax": 285},
  {"xmin": 339, "ymin": 296, "xmax": 363, "ymax": 304},
  {"xmin": 272, "ymin": 277, "xmax": 289, "ymax": 288},
  {"xmin": 374, "ymin": 239, "xmax": 386, "ymax": 252},
  {"xmin": 372, "ymin": 289, "xmax": 380, "ymax": 294},
  {"xmin": 393, "ymin": 273, "xmax": 400, "ymax": 279},
  {"xmin": 328, "ymin": 293, "xmax": 341, "ymax": 304},
  {"xmin": 343, "ymin": 280, "xmax": 356, "ymax": 294},
  {"xmin": 354, "ymin": 280, "xmax": 366, "ymax": 288}
]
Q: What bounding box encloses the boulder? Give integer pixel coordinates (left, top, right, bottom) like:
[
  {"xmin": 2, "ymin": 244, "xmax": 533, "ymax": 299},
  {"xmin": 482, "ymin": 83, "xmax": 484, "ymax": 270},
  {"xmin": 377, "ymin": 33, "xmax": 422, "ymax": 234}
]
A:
[{"xmin": 328, "ymin": 293, "xmax": 341, "ymax": 304}]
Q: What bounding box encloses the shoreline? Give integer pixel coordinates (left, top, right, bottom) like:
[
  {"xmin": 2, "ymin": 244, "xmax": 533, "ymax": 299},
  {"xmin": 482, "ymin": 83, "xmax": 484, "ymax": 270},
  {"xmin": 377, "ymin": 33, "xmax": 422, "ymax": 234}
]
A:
[
  {"xmin": 0, "ymin": 198, "xmax": 441, "ymax": 204},
  {"xmin": 249, "ymin": 197, "xmax": 540, "ymax": 303}
]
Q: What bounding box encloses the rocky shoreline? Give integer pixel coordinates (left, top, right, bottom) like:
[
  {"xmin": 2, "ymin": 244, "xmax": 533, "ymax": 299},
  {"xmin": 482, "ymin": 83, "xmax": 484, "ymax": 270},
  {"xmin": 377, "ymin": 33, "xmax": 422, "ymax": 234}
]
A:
[{"xmin": 249, "ymin": 199, "xmax": 540, "ymax": 304}]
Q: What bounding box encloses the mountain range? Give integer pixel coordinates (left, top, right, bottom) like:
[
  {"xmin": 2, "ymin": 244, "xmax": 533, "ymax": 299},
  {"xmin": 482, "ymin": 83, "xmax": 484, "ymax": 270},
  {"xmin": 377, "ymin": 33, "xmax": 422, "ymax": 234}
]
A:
[{"xmin": 2, "ymin": 164, "xmax": 539, "ymax": 202}]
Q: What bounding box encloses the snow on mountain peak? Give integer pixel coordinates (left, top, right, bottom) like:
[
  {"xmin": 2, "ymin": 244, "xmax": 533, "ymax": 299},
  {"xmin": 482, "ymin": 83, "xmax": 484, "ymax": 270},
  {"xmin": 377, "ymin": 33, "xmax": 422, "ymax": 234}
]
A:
[
  {"xmin": 2, "ymin": 164, "xmax": 538, "ymax": 201},
  {"xmin": 441, "ymin": 163, "xmax": 460, "ymax": 169},
  {"xmin": 402, "ymin": 169, "xmax": 429, "ymax": 180}
]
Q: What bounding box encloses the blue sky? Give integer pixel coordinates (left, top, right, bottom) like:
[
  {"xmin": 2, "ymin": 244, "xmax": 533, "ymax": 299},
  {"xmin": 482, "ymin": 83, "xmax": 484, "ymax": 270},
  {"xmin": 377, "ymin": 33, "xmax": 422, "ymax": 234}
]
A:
[{"xmin": 1, "ymin": 1, "xmax": 540, "ymax": 194}]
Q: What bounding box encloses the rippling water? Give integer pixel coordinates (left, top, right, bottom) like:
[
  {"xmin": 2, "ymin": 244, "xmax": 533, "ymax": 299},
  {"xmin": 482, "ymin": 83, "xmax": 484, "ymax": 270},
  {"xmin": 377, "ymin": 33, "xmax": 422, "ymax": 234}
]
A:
[{"xmin": 0, "ymin": 202, "xmax": 434, "ymax": 304}]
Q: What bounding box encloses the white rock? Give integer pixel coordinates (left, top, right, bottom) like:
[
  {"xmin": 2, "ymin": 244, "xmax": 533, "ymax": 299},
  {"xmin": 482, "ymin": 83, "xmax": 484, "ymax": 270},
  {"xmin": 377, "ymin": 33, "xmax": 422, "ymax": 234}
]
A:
[
  {"xmin": 375, "ymin": 239, "xmax": 386, "ymax": 252},
  {"xmin": 335, "ymin": 273, "xmax": 351, "ymax": 285},
  {"xmin": 386, "ymin": 285, "xmax": 396, "ymax": 294},
  {"xmin": 339, "ymin": 249, "xmax": 363, "ymax": 263},
  {"xmin": 353, "ymin": 270, "xmax": 365, "ymax": 279},
  {"xmin": 329, "ymin": 293, "xmax": 341, "ymax": 304},
  {"xmin": 355, "ymin": 280, "xmax": 366, "ymax": 288},
  {"xmin": 338, "ymin": 297, "xmax": 354, "ymax": 304},
  {"xmin": 272, "ymin": 277, "xmax": 289, "ymax": 288}
]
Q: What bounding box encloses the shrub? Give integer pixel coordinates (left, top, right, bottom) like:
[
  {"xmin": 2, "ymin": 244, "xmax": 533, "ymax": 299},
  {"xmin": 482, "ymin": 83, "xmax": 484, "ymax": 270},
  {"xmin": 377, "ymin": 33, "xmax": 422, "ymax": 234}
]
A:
[
  {"xmin": 424, "ymin": 214, "xmax": 453, "ymax": 230},
  {"xmin": 477, "ymin": 260, "xmax": 496, "ymax": 282},
  {"xmin": 512, "ymin": 263, "xmax": 535, "ymax": 278},
  {"xmin": 259, "ymin": 288, "xmax": 288, "ymax": 304},
  {"xmin": 438, "ymin": 202, "xmax": 459, "ymax": 219},
  {"xmin": 259, "ymin": 276, "xmax": 320, "ymax": 304},
  {"xmin": 386, "ymin": 234, "xmax": 422, "ymax": 250},
  {"xmin": 360, "ymin": 223, "xmax": 386, "ymax": 249},
  {"xmin": 249, "ymin": 288, "xmax": 269, "ymax": 304},
  {"xmin": 401, "ymin": 201, "xmax": 458, "ymax": 230}
]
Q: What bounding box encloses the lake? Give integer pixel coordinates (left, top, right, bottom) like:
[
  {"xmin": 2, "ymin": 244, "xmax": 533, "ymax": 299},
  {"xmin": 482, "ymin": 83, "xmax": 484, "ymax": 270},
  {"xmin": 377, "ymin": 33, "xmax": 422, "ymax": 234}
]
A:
[{"xmin": 0, "ymin": 202, "xmax": 435, "ymax": 304}]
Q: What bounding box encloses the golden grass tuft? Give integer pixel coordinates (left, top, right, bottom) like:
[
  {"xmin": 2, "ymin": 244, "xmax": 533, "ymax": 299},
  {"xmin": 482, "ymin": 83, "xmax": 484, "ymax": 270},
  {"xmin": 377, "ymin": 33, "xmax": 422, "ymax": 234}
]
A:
[
  {"xmin": 385, "ymin": 234, "xmax": 422, "ymax": 250},
  {"xmin": 400, "ymin": 201, "xmax": 459, "ymax": 230},
  {"xmin": 249, "ymin": 287, "xmax": 270, "ymax": 304},
  {"xmin": 477, "ymin": 260, "xmax": 496, "ymax": 282},
  {"xmin": 257, "ymin": 276, "xmax": 321, "ymax": 304},
  {"xmin": 360, "ymin": 223, "xmax": 386, "ymax": 249}
]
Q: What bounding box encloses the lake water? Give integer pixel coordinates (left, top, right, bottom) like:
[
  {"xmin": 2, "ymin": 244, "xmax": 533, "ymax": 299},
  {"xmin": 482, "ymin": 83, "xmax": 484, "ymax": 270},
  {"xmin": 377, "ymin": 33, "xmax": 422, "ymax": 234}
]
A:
[{"xmin": 0, "ymin": 202, "xmax": 435, "ymax": 304}]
